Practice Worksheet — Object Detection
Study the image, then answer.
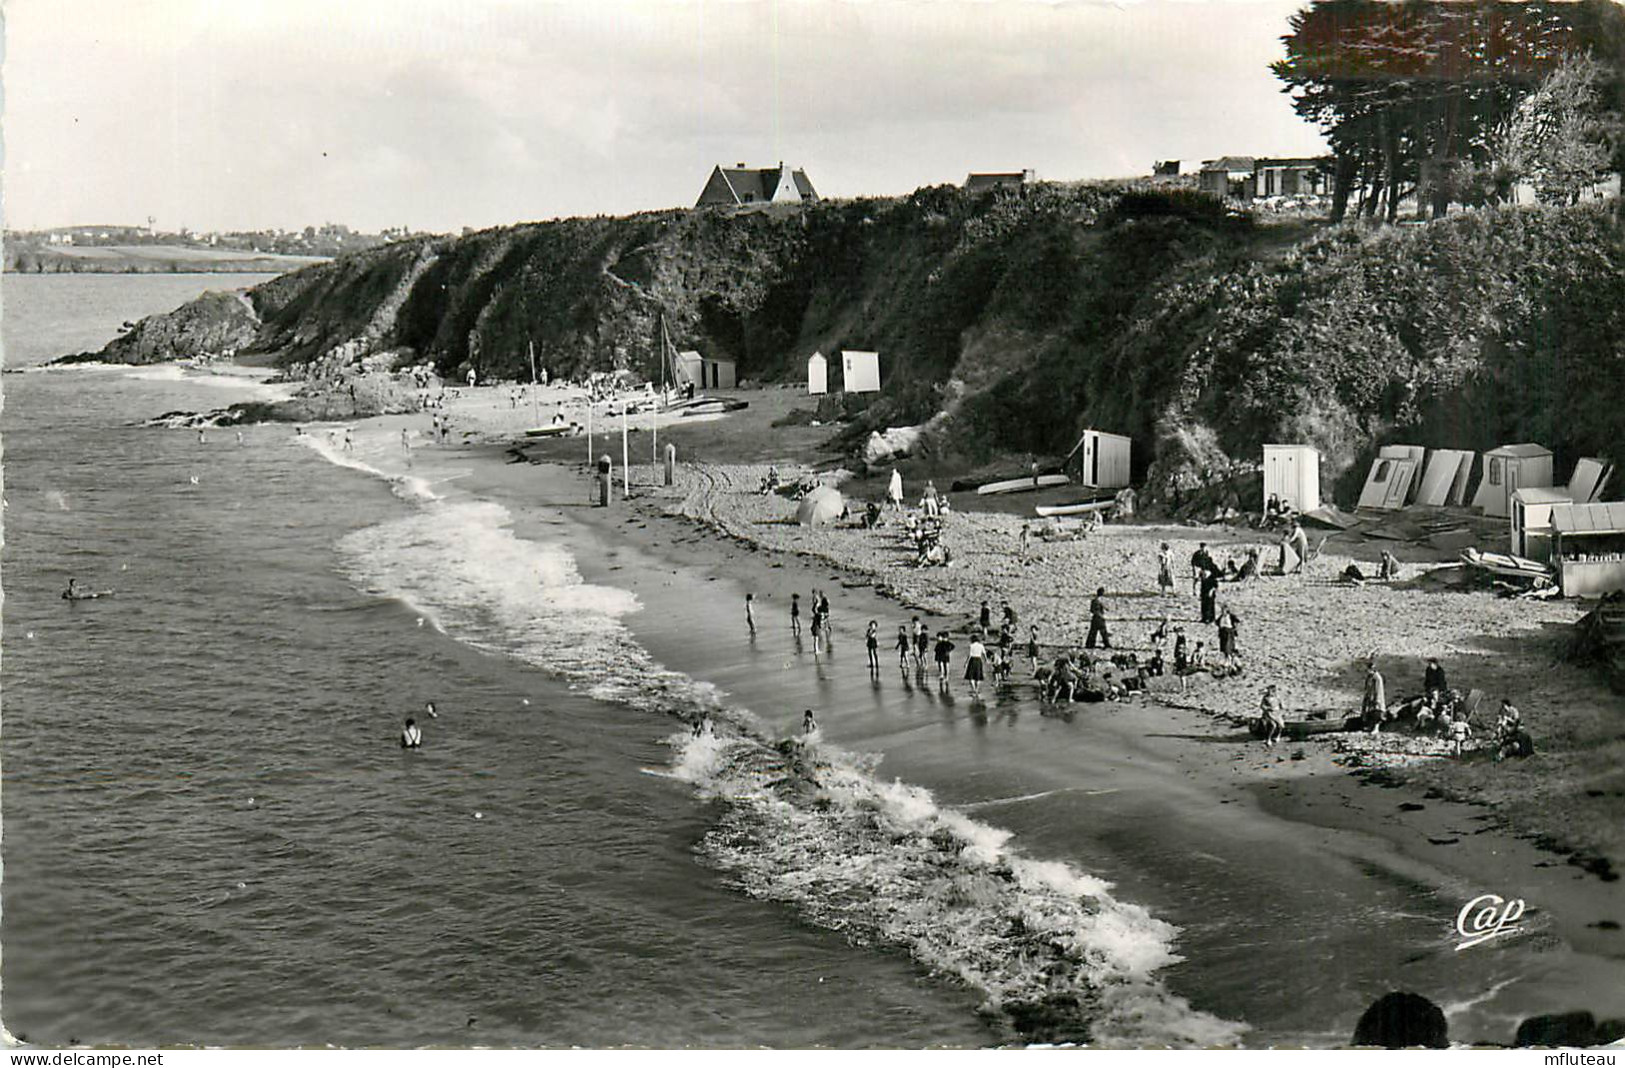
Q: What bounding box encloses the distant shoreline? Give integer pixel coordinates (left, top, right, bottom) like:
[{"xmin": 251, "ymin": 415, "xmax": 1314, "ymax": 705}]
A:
[{"xmin": 4, "ymin": 243, "xmax": 326, "ymax": 275}]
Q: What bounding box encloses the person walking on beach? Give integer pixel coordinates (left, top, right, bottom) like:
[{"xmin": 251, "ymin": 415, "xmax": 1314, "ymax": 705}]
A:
[
  {"xmin": 1258, "ymin": 686, "xmax": 1285, "ymax": 746},
  {"xmin": 889, "ymin": 468, "xmax": 904, "ymax": 509},
  {"xmin": 1157, "ymin": 542, "xmax": 1175, "ymax": 596},
  {"xmin": 895, "ymin": 625, "xmax": 912, "ymax": 669},
  {"xmin": 933, "ymin": 631, "xmax": 955, "ymax": 687},
  {"xmin": 1027, "ymin": 625, "xmax": 1041, "ymax": 672},
  {"xmin": 964, "ymin": 633, "xmax": 987, "ymax": 697},
  {"xmin": 344, "ymin": 428, "xmax": 354, "ymax": 452},
  {"xmin": 745, "ymin": 593, "xmax": 756, "ymax": 636},
  {"xmin": 1216, "ymin": 605, "xmax": 1237, "ymax": 662},
  {"xmin": 1085, "ymin": 588, "xmax": 1112, "ymax": 650},
  {"xmin": 913, "ymin": 617, "xmax": 929, "ymax": 673},
  {"xmin": 866, "ymin": 621, "xmax": 881, "ymax": 674},
  {"xmin": 810, "ymin": 594, "xmax": 824, "ymax": 654},
  {"xmin": 401, "ymin": 717, "xmax": 423, "ymax": 749},
  {"xmin": 979, "ymin": 601, "xmax": 992, "ymax": 631},
  {"xmin": 817, "ymin": 591, "xmax": 833, "ymax": 649},
  {"xmin": 791, "ymin": 593, "xmax": 802, "ymax": 637},
  {"xmin": 1020, "ymin": 522, "xmax": 1031, "ymax": 560}
]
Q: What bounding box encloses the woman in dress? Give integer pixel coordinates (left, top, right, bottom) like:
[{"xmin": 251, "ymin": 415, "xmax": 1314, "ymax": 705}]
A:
[{"xmin": 964, "ymin": 633, "xmax": 987, "ymax": 696}]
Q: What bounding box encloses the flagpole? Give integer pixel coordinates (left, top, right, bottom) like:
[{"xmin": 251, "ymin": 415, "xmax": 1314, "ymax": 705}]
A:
[{"xmin": 622, "ymin": 406, "xmax": 630, "ymax": 498}]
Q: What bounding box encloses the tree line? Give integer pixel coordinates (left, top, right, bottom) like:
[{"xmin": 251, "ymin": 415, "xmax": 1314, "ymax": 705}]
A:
[{"xmin": 1274, "ymin": 0, "xmax": 1625, "ymax": 220}]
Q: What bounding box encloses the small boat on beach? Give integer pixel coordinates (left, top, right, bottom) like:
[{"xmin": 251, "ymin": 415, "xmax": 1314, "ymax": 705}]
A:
[
  {"xmin": 523, "ymin": 424, "xmax": 573, "ymax": 438},
  {"xmin": 976, "ymin": 473, "xmax": 1070, "ymax": 496},
  {"xmin": 1035, "ymin": 497, "xmax": 1114, "ymax": 517}
]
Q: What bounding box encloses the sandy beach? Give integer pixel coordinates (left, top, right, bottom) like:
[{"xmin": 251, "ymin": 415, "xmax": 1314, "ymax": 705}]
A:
[{"xmin": 311, "ymin": 379, "xmax": 1625, "ymax": 1044}]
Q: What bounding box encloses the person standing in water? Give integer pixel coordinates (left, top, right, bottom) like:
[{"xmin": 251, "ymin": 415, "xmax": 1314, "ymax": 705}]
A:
[
  {"xmin": 809, "ymin": 592, "xmax": 825, "ymax": 654},
  {"xmin": 197, "ymin": 427, "xmax": 207, "ymax": 445},
  {"xmin": 344, "ymin": 428, "xmax": 354, "ymax": 452},
  {"xmin": 401, "ymin": 717, "xmax": 423, "ymax": 748},
  {"xmin": 745, "ymin": 593, "xmax": 756, "ymax": 636},
  {"xmin": 865, "ymin": 621, "xmax": 880, "ymax": 674},
  {"xmin": 1027, "ymin": 625, "xmax": 1041, "ymax": 672},
  {"xmin": 790, "ymin": 593, "xmax": 802, "ymax": 637},
  {"xmin": 964, "ymin": 632, "xmax": 987, "ymax": 697},
  {"xmin": 912, "ymin": 618, "xmax": 929, "ymax": 674},
  {"xmin": 933, "ymin": 631, "xmax": 955, "ymax": 687},
  {"xmin": 895, "ymin": 624, "xmax": 911, "ymax": 669},
  {"xmin": 802, "ymin": 709, "xmax": 818, "ymax": 735}
]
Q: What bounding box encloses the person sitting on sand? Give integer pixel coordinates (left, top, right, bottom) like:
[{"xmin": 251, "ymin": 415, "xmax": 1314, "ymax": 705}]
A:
[
  {"xmin": 1233, "ymin": 548, "xmax": 1260, "ymax": 583},
  {"xmin": 1190, "ymin": 641, "xmax": 1209, "ymax": 672},
  {"xmin": 1146, "ymin": 648, "xmax": 1165, "ymax": 677},
  {"xmin": 1258, "ymin": 685, "xmax": 1286, "ymax": 745},
  {"xmin": 1379, "ymin": 550, "xmax": 1400, "ymax": 582},
  {"xmin": 1048, "ymin": 656, "xmax": 1077, "ymax": 703},
  {"xmin": 401, "ymin": 717, "xmax": 423, "ymax": 749}
]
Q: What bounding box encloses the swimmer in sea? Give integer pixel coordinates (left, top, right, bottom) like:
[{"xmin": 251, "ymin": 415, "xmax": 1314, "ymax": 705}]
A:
[
  {"xmin": 62, "ymin": 578, "xmax": 97, "ymax": 600},
  {"xmin": 401, "ymin": 717, "xmax": 423, "ymax": 748},
  {"xmin": 802, "ymin": 709, "xmax": 817, "ymax": 735},
  {"xmin": 424, "ymin": 700, "xmax": 439, "ymax": 720}
]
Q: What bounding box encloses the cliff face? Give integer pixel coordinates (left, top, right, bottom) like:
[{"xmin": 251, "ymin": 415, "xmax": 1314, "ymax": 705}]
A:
[{"xmin": 75, "ymin": 185, "xmax": 1625, "ymax": 501}]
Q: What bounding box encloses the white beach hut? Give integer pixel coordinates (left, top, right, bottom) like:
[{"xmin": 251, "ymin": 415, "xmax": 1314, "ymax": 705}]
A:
[
  {"xmin": 840, "ymin": 350, "xmax": 881, "ymax": 394},
  {"xmin": 1262, "ymin": 444, "xmax": 1320, "ymax": 513},
  {"xmin": 807, "ymin": 351, "xmax": 828, "ymax": 395},
  {"xmin": 1552, "ymin": 502, "xmax": 1625, "ymax": 597},
  {"xmin": 1510, "ymin": 487, "xmax": 1573, "ymax": 560},
  {"xmin": 1472, "ymin": 443, "xmax": 1554, "ymax": 518},
  {"xmin": 1066, "ymin": 429, "xmax": 1132, "ymax": 490}
]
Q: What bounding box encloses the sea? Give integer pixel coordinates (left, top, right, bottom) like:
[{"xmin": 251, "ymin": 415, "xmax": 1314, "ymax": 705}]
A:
[{"xmin": 2, "ymin": 272, "xmax": 1620, "ymax": 1049}]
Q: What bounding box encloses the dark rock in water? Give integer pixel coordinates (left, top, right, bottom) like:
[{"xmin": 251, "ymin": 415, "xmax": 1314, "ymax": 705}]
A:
[
  {"xmin": 1597, "ymin": 1019, "xmax": 1625, "ymax": 1045},
  {"xmin": 1351, "ymin": 991, "xmax": 1448, "ymax": 1049},
  {"xmin": 1515, "ymin": 1011, "xmax": 1598, "ymax": 1048}
]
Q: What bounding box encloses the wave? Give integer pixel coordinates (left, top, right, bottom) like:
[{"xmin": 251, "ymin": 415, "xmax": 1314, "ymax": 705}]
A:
[
  {"xmin": 307, "ymin": 440, "xmax": 1245, "ymax": 1048},
  {"xmin": 298, "ymin": 433, "xmax": 442, "ymax": 503}
]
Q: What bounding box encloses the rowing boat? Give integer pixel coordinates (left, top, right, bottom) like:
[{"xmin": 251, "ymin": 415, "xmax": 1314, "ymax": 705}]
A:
[{"xmin": 975, "ymin": 473, "xmax": 1070, "ymax": 496}]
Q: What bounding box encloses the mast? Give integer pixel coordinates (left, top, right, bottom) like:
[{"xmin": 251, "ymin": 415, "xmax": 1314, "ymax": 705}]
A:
[{"xmin": 528, "ymin": 340, "xmax": 540, "ymax": 428}]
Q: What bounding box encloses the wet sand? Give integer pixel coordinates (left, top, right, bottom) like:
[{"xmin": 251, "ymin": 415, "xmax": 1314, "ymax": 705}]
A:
[{"xmin": 326, "ymin": 386, "xmax": 1625, "ymax": 1046}]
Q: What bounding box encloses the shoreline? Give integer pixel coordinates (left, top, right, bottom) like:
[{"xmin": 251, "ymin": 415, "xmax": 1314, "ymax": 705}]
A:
[{"xmin": 160, "ymin": 377, "xmax": 1625, "ymax": 1043}]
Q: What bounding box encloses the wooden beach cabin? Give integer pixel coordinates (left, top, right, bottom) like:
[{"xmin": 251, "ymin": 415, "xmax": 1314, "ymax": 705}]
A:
[
  {"xmin": 807, "ymin": 351, "xmax": 828, "ymax": 395},
  {"xmin": 1262, "ymin": 444, "xmax": 1320, "ymax": 513},
  {"xmin": 1356, "ymin": 446, "xmax": 1424, "ymax": 510},
  {"xmin": 840, "ymin": 350, "xmax": 881, "ymax": 394},
  {"xmin": 1551, "ymin": 502, "xmax": 1625, "ymax": 597},
  {"xmin": 702, "ymin": 356, "xmax": 736, "ymax": 390},
  {"xmin": 674, "ymin": 350, "xmax": 704, "ymax": 392},
  {"xmin": 1066, "ymin": 429, "xmax": 1132, "ymax": 490},
  {"xmin": 1510, "ymin": 487, "xmax": 1573, "ymax": 561},
  {"xmin": 1472, "ymin": 443, "xmax": 1554, "ymax": 518}
]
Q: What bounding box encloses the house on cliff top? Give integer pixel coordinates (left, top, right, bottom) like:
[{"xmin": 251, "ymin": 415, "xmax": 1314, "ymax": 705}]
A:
[
  {"xmin": 695, "ymin": 163, "xmax": 819, "ymax": 208},
  {"xmin": 964, "ymin": 170, "xmax": 1034, "ymax": 193}
]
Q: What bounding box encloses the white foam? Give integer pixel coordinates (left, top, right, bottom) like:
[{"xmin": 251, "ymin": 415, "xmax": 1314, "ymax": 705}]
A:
[
  {"xmin": 298, "ymin": 433, "xmax": 442, "ymax": 503},
  {"xmin": 304, "ymin": 426, "xmax": 1243, "ymax": 1048}
]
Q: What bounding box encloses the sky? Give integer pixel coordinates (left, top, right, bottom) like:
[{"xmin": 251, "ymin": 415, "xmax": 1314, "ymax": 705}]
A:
[{"xmin": 2, "ymin": 0, "xmax": 1328, "ymax": 234}]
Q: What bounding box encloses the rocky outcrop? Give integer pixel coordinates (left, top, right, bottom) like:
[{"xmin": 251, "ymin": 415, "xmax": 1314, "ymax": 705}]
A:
[{"xmin": 56, "ymin": 290, "xmax": 260, "ymax": 366}]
